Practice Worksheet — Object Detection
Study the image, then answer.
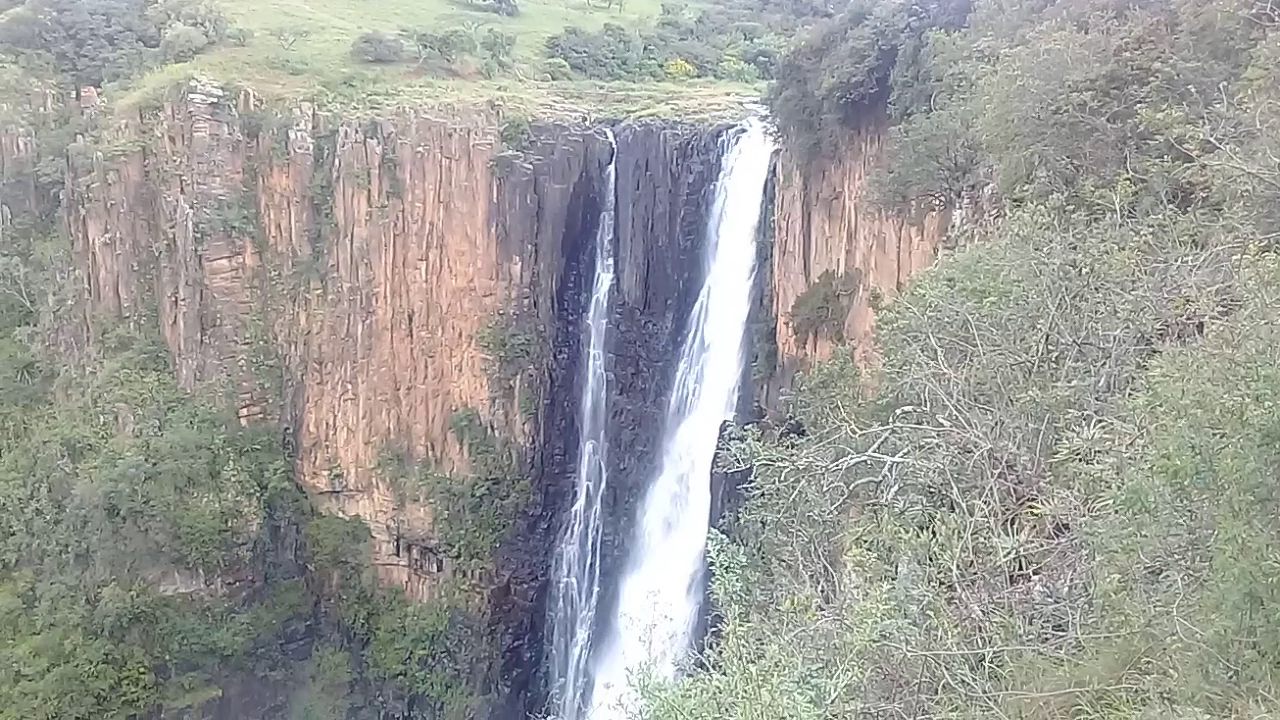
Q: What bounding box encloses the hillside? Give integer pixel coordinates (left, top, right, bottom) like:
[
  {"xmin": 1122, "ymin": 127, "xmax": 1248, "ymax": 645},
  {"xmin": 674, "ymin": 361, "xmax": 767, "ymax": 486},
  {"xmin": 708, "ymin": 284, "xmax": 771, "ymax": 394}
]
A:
[
  {"xmin": 0, "ymin": 0, "xmax": 819, "ymax": 118},
  {"xmin": 644, "ymin": 0, "xmax": 1280, "ymax": 717}
]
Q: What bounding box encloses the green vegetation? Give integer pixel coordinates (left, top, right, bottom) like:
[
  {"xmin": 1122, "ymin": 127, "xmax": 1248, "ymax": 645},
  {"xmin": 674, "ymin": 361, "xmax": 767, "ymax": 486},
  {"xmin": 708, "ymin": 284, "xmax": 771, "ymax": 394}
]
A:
[
  {"xmin": 0, "ymin": 318, "xmax": 488, "ymax": 716},
  {"xmin": 544, "ymin": 0, "xmax": 829, "ymax": 82},
  {"xmin": 113, "ymin": 0, "xmax": 759, "ymax": 113},
  {"xmin": 788, "ymin": 269, "xmax": 859, "ymax": 344},
  {"xmin": 373, "ymin": 25, "xmax": 518, "ymax": 78},
  {"xmin": 0, "ymin": 308, "xmax": 296, "ymax": 716},
  {"xmin": 366, "ymin": 589, "xmax": 483, "ymax": 719},
  {"xmin": 431, "ymin": 408, "xmax": 529, "ymax": 574},
  {"xmin": 477, "ymin": 305, "xmax": 546, "ymax": 421},
  {"xmin": 0, "ymin": 188, "xmax": 488, "ymax": 717},
  {"xmin": 0, "ymin": 0, "xmax": 782, "ymax": 118},
  {"xmin": 377, "ymin": 408, "xmax": 530, "ymax": 578},
  {"xmin": 0, "ymin": 0, "xmax": 231, "ymax": 91},
  {"xmin": 298, "ymin": 509, "xmax": 488, "ymax": 719},
  {"xmin": 645, "ymin": 0, "xmax": 1280, "ymax": 718},
  {"xmin": 350, "ymin": 31, "xmax": 406, "ymax": 64},
  {"xmin": 766, "ymin": 0, "xmax": 969, "ymax": 156},
  {"xmin": 478, "ymin": 308, "xmax": 542, "ymax": 388}
]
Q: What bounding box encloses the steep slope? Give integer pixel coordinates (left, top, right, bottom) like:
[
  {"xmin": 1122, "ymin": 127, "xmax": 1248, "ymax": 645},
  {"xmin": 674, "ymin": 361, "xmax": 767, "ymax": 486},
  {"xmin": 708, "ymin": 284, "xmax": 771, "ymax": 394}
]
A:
[{"xmin": 62, "ymin": 85, "xmax": 593, "ymax": 597}]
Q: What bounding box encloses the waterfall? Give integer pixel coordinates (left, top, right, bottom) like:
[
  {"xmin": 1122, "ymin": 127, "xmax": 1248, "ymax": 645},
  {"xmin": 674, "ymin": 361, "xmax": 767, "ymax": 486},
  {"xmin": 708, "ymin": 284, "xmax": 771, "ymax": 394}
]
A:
[
  {"xmin": 587, "ymin": 118, "xmax": 776, "ymax": 718},
  {"xmin": 547, "ymin": 129, "xmax": 618, "ymax": 720}
]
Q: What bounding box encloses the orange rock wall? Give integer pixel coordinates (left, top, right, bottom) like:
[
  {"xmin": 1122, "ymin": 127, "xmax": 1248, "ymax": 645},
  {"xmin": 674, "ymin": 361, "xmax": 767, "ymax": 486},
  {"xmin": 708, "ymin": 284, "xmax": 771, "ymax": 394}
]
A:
[
  {"xmin": 771, "ymin": 111, "xmax": 949, "ymax": 379},
  {"xmin": 58, "ymin": 84, "xmax": 599, "ymax": 598}
]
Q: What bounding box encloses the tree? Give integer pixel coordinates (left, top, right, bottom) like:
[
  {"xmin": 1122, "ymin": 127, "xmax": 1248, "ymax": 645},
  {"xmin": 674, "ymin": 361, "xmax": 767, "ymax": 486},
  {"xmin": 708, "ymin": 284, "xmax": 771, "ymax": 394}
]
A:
[
  {"xmin": 351, "ymin": 31, "xmax": 406, "ymax": 63},
  {"xmin": 159, "ymin": 24, "xmax": 210, "ymax": 62},
  {"xmin": 480, "ymin": 28, "xmax": 515, "ymax": 69},
  {"xmin": 1, "ymin": 0, "xmax": 153, "ymax": 89},
  {"xmin": 0, "ymin": 0, "xmax": 230, "ymax": 90}
]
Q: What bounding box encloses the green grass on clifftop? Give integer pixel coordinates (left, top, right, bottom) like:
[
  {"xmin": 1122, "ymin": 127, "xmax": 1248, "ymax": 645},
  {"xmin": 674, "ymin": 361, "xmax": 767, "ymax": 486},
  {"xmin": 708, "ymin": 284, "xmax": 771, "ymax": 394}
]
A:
[{"xmin": 119, "ymin": 0, "xmax": 761, "ymax": 119}]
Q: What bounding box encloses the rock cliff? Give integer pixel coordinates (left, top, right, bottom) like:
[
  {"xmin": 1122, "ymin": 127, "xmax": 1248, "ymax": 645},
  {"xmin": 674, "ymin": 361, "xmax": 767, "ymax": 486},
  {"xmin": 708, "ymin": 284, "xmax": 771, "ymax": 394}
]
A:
[
  {"xmin": 770, "ymin": 109, "xmax": 949, "ymax": 382},
  {"xmin": 494, "ymin": 121, "xmax": 727, "ymax": 715},
  {"xmin": 31, "ymin": 83, "xmax": 950, "ymax": 715},
  {"xmin": 62, "ymin": 84, "xmax": 567, "ymax": 599},
  {"xmin": 49, "ymin": 82, "xmax": 732, "ymax": 713}
]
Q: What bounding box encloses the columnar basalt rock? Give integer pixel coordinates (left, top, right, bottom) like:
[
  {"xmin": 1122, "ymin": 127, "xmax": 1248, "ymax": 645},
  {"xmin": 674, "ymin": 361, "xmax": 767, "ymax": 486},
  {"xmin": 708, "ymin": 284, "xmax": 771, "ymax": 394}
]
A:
[
  {"xmin": 771, "ymin": 110, "xmax": 949, "ymax": 380},
  {"xmin": 0, "ymin": 128, "xmax": 40, "ymax": 227},
  {"xmin": 493, "ymin": 121, "xmax": 727, "ymax": 716},
  {"xmin": 604, "ymin": 122, "xmax": 724, "ymax": 561},
  {"xmin": 59, "ymin": 87, "xmax": 594, "ymax": 600},
  {"xmin": 63, "ymin": 133, "xmax": 154, "ymax": 323}
]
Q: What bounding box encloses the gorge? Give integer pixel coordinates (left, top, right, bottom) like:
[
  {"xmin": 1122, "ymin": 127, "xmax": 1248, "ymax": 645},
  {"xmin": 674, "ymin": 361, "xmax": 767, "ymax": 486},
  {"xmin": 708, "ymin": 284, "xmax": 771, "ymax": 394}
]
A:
[
  {"xmin": 0, "ymin": 84, "xmax": 947, "ymax": 717},
  {"xmin": 3, "ymin": 1, "xmax": 1277, "ymax": 717}
]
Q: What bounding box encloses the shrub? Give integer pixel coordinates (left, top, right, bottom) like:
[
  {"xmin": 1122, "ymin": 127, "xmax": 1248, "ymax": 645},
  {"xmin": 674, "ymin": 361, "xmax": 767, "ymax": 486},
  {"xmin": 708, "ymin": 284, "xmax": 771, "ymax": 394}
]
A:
[
  {"xmin": 544, "ymin": 24, "xmax": 653, "ymax": 81},
  {"xmin": 741, "ymin": 44, "xmax": 779, "ymax": 78},
  {"xmin": 663, "ymin": 56, "xmax": 697, "ymax": 79},
  {"xmin": 789, "ymin": 269, "xmax": 860, "ymax": 343},
  {"xmin": 715, "ymin": 56, "xmax": 758, "ymax": 82},
  {"xmin": 543, "ymin": 57, "xmax": 573, "ymax": 80},
  {"xmin": 463, "ymin": 0, "xmax": 519, "ymax": 16},
  {"xmin": 493, "ymin": 0, "xmax": 518, "ymax": 15},
  {"xmin": 148, "ymin": 0, "xmax": 228, "ymax": 42},
  {"xmin": 225, "ymin": 26, "xmax": 253, "ymax": 46},
  {"xmin": 402, "ymin": 27, "xmax": 477, "ymax": 66},
  {"xmin": 479, "ymin": 27, "xmax": 515, "ymax": 77},
  {"xmin": 0, "ymin": 0, "xmax": 231, "ymax": 88},
  {"xmin": 480, "ymin": 27, "xmax": 515, "ymax": 65},
  {"xmin": 870, "ymin": 106, "xmax": 983, "ymax": 209},
  {"xmin": 351, "ymin": 31, "xmax": 405, "ymax": 63},
  {"xmin": 498, "ymin": 116, "xmax": 531, "ymax": 151},
  {"xmin": 766, "ymin": 0, "xmax": 969, "ymax": 154},
  {"xmin": 541, "ymin": 1, "xmax": 814, "ymax": 83},
  {"xmin": 159, "ymin": 24, "xmax": 210, "ymax": 62}
]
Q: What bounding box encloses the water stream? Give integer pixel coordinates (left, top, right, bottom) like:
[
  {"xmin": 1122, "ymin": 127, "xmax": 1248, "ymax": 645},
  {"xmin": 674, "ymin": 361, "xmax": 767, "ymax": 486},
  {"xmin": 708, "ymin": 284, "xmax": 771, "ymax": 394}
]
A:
[
  {"xmin": 547, "ymin": 128, "xmax": 618, "ymax": 720},
  {"xmin": 587, "ymin": 118, "xmax": 776, "ymax": 718}
]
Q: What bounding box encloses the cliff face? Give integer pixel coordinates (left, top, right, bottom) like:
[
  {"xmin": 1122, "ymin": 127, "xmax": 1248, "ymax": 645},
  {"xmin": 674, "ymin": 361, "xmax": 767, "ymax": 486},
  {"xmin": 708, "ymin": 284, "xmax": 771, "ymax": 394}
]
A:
[
  {"xmin": 44, "ymin": 83, "xmax": 949, "ymax": 715},
  {"xmin": 62, "ymin": 84, "xmax": 570, "ymax": 598},
  {"xmin": 0, "ymin": 127, "xmax": 39, "ymax": 228},
  {"xmin": 55, "ymin": 83, "xmax": 726, "ymax": 713},
  {"xmin": 495, "ymin": 122, "xmax": 726, "ymax": 715},
  {"xmin": 770, "ymin": 111, "xmax": 949, "ymax": 382}
]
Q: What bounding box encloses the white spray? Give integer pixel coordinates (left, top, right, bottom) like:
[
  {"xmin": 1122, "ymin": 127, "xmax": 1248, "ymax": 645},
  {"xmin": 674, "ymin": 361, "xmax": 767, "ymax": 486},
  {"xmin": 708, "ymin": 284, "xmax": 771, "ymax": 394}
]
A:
[
  {"xmin": 588, "ymin": 118, "xmax": 776, "ymax": 718},
  {"xmin": 547, "ymin": 129, "xmax": 618, "ymax": 720}
]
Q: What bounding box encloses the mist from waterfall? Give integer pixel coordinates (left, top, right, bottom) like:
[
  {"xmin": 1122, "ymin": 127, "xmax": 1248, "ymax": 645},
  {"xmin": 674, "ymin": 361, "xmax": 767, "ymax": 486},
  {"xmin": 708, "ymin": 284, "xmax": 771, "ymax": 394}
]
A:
[
  {"xmin": 547, "ymin": 129, "xmax": 618, "ymax": 720},
  {"xmin": 586, "ymin": 118, "xmax": 776, "ymax": 719}
]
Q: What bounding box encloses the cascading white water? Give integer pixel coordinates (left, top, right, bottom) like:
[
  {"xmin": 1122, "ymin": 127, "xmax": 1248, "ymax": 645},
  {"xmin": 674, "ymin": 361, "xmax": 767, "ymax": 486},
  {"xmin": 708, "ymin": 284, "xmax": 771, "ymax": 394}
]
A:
[
  {"xmin": 547, "ymin": 129, "xmax": 618, "ymax": 720},
  {"xmin": 587, "ymin": 118, "xmax": 776, "ymax": 718}
]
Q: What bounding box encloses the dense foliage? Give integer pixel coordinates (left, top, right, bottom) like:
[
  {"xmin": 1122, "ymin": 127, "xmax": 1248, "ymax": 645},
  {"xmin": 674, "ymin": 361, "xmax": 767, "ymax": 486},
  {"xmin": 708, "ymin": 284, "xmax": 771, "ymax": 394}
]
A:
[
  {"xmin": 543, "ymin": 0, "xmax": 832, "ymax": 82},
  {"xmin": 349, "ymin": 25, "xmax": 517, "ymax": 79},
  {"xmin": 640, "ymin": 0, "xmax": 1280, "ymax": 718},
  {"xmin": 766, "ymin": 0, "xmax": 971, "ymax": 154},
  {"xmin": 0, "ymin": 166, "xmax": 490, "ymax": 720},
  {"xmin": 0, "ymin": 0, "xmax": 231, "ymax": 90},
  {"xmin": 788, "ymin": 269, "xmax": 860, "ymax": 344}
]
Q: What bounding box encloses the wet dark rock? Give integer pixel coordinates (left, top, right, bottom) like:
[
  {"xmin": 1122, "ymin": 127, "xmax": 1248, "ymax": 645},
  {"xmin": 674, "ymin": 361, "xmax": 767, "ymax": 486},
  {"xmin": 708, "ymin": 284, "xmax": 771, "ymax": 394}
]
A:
[{"xmin": 491, "ymin": 120, "xmax": 731, "ymax": 718}]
